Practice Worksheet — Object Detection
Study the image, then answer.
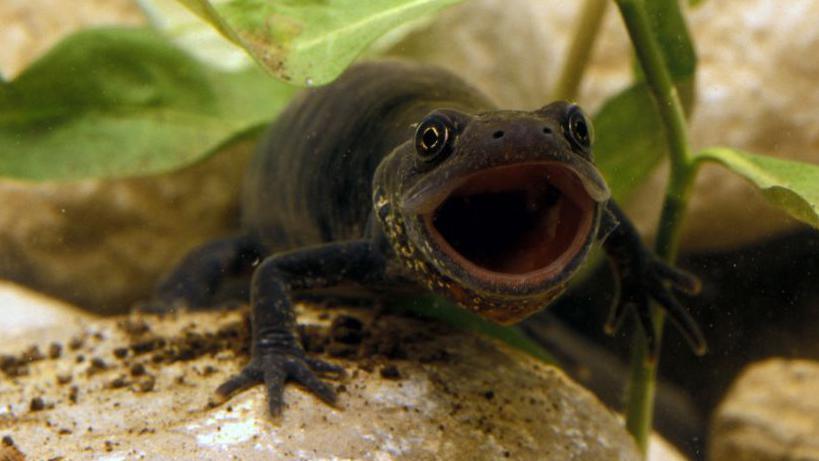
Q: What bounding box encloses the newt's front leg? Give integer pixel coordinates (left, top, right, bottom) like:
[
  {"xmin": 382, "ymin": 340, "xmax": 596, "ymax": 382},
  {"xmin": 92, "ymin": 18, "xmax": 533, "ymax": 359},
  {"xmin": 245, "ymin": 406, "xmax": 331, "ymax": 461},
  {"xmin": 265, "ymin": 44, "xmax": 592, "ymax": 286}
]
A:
[
  {"xmin": 214, "ymin": 239, "xmax": 387, "ymax": 416},
  {"xmin": 600, "ymin": 201, "xmax": 706, "ymax": 359}
]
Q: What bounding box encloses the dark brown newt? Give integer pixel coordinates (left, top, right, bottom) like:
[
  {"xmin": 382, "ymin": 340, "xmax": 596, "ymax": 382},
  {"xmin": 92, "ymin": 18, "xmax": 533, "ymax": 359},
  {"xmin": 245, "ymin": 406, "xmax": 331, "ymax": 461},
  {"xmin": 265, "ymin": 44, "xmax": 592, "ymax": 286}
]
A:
[{"xmin": 148, "ymin": 60, "xmax": 705, "ymax": 416}]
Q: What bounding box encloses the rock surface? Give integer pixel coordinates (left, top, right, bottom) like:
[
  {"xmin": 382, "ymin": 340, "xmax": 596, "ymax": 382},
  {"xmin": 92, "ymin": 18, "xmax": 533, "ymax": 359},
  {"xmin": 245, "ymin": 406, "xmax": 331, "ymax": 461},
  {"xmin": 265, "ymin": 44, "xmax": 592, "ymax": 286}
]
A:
[
  {"xmin": 0, "ymin": 141, "xmax": 252, "ymax": 314},
  {"xmin": 709, "ymin": 359, "xmax": 819, "ymax": 461},
  {"xmin": 0, "ymin": 282, "xmax": 653, "ymax": 461}
]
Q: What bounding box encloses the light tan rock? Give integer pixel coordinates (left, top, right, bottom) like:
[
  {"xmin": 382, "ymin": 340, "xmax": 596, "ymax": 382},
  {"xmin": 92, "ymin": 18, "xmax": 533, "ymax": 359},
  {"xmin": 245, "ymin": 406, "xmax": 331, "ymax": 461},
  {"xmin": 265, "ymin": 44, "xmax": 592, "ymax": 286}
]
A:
[
  {"xmin": 0, "ymin": 142, "xmax": 252, "ymax": 314},
  {"xmin": 709, "ymin": 359, "xmax": 819, "ymax": 461},
  {"xmin": 652, "ymin": 435, "xmax": 689, "ymax": 461},
  {"xmin": 0, "ymin": 283, "xmax": 648, "ymax": 461},
  {"xmin": 0, "ymin": 281, "xmax": 93, "ymax": 338},
  {"xmin": 384, "ymin": 0, "xmax": 565, "ymax": 112}
]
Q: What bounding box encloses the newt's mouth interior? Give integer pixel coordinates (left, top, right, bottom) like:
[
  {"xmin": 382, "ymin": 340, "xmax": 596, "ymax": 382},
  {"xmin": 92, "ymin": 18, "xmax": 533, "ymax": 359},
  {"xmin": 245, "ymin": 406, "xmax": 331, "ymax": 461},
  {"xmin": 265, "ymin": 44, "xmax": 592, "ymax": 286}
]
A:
[{"xmin": 426, "ymin": 163, "xmax": 595, "ymax": 279}]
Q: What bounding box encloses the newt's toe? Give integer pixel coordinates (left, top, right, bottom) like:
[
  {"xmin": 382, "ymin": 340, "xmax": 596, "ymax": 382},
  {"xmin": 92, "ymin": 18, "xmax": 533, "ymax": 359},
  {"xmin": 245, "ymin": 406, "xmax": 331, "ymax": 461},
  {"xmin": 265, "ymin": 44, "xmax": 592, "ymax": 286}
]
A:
[{"xmin": 214, "ymin": 350, "xmax": 344, "ymax": 417}]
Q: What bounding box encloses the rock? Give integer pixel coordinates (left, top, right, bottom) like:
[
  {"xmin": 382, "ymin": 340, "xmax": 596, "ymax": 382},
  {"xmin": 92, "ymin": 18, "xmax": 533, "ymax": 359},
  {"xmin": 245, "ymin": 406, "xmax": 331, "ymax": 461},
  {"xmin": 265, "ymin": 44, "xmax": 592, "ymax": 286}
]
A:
[
  {"xmin": 0, "ymin": 281, "xmax": 93, "ymax": 338},
  {"xmin": 709, "ymin": 359, "xmax": 819, "ymax": 461},
  {"xmin": 652, "ymin": 436, "xmax": 689, "ymax": 461},
  {"xmin": 0, "ymin": 283, "xmax": 658, "ymax": 461},
  {"xmin": 388, "ymin": 0, "xmax": 819, "ymax": 250},
  {"xmin": 0, "ymin": 141, "xmax": 252, "ymax": 314},
  {"xmin": 384, "ymin": 0, "xmax": 565, "ymax": 112}
]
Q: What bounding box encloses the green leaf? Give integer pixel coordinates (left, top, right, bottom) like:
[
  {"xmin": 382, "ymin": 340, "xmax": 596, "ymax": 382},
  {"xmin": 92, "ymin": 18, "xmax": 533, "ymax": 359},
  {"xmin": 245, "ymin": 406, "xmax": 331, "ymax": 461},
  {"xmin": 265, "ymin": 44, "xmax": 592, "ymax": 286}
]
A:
[
  {"xmin": 594, "ymin": 83, "xmax": 666, "ymax": 202},
  {"xmin": 696, "ymin": 148, "xmax": 819, "ymax": 228},
  {"xmin": 390, "ymin": 295, "xmax": 557, "ymax": 365},
  {"xmin": 176, "ymin": 0, "xmax": 464, "ymax": 86},
  {"xmin": 0, "ymin": 27, "xmax": 296, "ymax": 181},
  {"xmin": 644, "ymin": 0, "xmax": 696, "ymax": 82}
]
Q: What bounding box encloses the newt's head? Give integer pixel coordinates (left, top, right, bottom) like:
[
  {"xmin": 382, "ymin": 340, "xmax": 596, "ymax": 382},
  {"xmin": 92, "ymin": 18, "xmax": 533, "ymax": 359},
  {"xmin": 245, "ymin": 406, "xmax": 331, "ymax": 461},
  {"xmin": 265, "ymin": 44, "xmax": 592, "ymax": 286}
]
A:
[{"xmin": 374, "ymin": 101, "xmax": 610, "ymax": 324}]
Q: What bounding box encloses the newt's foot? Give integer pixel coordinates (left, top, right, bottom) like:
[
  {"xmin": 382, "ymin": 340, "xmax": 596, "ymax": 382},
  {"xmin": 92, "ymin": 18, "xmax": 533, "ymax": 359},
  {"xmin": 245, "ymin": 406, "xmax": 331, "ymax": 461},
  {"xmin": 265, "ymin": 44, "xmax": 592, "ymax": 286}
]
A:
[
  {"xmin": 214, "ymin": 345, "xmax": 345, "ymax": 416},
  {"xmin": 605, "ymin": 256, "xmax": 706, "ymax": 360}
]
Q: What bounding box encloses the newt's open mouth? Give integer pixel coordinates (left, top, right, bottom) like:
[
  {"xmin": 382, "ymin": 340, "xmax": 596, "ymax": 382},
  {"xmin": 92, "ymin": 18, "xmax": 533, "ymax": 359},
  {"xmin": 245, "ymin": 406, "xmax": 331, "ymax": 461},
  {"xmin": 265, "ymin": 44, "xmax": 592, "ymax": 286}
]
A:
[{"xmin": 424, "ymin": 163, "xmax": 596, "ymax": 283}]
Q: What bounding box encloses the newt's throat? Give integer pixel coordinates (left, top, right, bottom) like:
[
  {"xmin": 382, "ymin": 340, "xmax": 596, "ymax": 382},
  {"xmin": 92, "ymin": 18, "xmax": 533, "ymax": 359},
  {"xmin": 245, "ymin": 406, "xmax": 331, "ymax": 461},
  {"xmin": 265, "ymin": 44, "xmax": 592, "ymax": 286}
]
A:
[{"xmin": 425, "ymin": 163, "xmax": 595, "ymax": 281}]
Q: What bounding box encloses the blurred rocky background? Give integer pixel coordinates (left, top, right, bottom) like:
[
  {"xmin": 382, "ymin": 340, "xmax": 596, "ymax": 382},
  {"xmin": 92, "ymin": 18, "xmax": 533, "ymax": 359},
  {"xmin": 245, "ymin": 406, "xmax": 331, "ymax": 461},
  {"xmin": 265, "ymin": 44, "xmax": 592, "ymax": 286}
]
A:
[{"xmin": 1, "ymin": 1, "xmax": 818, "ymax": 460}]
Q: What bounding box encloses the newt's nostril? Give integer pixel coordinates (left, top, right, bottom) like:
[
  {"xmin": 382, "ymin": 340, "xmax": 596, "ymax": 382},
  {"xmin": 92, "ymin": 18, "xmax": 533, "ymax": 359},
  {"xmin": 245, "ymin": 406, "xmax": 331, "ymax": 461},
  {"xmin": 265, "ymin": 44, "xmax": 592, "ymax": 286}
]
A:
[
  {"xmin": 542, "ymin": 127, "xmax": 553, "ymax": 135},
  {"xmin": 492, "ymin": 130, "xmax": 504, "ymax": 139}
]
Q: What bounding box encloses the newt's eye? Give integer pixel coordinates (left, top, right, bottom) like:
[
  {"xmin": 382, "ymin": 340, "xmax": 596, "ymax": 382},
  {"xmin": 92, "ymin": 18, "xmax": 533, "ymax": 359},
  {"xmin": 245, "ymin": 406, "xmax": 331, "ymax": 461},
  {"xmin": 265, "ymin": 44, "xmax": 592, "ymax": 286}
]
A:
[
  {"xmin": 563, "ymin": 105, "xmax": 593, "ymax": 155},
  {"xmin": 415, "ymin": 114, "xmax": 453, "ymax": 163}
]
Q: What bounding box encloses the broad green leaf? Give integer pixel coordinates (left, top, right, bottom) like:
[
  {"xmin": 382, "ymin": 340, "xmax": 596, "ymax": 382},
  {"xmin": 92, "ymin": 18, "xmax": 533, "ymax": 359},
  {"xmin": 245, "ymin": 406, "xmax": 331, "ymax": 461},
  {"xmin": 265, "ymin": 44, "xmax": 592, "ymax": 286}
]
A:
[
  {"xmin": 390, "ymin": 295, "xmax": 556, "ymax": 365},
  {"xmin": 594, "ymin": 84, "xmax": 666, "ymax": 202},
  {"xmin": 696, "ymin": 148, "xmax": 819, "ymax": 228},
  {"xmin": 176, "ymin": 0, "xmax": 464, "ymax": 86},
  {"xmin": 0, "ymin": 27, "xmax": 296, "ymax": 181}
]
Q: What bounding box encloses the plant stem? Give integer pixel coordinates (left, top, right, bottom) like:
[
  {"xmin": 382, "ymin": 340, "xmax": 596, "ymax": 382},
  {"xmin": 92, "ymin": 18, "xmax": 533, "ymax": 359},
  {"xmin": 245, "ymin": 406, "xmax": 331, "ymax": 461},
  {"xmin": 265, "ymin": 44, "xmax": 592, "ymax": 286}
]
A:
[
  {"xmin": 552, "ymin": 0, "xmax": 608, "ymax": 101},
  {"xmin": 615, "ymin": 0, "xmax": 693, "ymax": 170},
  {"xmin": 614, "ymin": 0, "xmax": 698, "ymax": 454},
  {"xmin": 624, "ymin": 170, "xmax": 695, "ymax": 451}
]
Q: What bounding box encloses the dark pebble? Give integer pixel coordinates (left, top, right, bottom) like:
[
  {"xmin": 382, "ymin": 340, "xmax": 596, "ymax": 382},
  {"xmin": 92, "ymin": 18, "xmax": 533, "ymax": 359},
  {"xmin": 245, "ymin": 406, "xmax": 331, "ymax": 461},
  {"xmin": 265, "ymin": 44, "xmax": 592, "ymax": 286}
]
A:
[
  {"xmin": 138, "ymin": 375, "xmax": 156, "ymax": 393},
  {"xmin": 68, "ymin": 336, "xmax": 85, "ymax": 351},
  {"xmin": 113, "ymin": 348, "xmax": 129, "ymax": 359},
  {"xmin": 48, "ymin": 343, "xmax": 63, "ymax": 359},
  {"xmin": 109, "ymin": 376, "xmax": 128, "ymax": 389},
  {"xmin": 330, "ymin": 315, "xmax": 365, "ymax": 344},
  {"xmin": 380, "ymin": 365, "xmax": 401, "ymax": 380},
  {"xmin": 130, "ymin": 363, "xmax": 146, "ymax": 377},
  {"xmin": 30, "ymin": 397, "xmax": 46, "ymax": 411},
  {"xmin": 68, "ymin": 386, "xmax": 79, "ymax": 403}
]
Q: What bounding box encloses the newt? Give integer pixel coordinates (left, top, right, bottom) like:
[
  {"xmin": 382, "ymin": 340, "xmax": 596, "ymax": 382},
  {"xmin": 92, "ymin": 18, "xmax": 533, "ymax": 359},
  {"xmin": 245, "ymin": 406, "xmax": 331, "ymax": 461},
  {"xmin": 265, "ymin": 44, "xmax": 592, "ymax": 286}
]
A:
[{"xmin": 149, "ymin": 61, "xmax": 706, "ymax": 416}]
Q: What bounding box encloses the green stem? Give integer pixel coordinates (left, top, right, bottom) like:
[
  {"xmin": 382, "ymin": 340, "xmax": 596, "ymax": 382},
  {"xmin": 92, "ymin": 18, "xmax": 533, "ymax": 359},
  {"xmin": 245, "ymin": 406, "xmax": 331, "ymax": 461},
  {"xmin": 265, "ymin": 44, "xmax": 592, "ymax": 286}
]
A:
[
  {"xmin": 615, "ymin": 0, "xmax": 693, "ymax": 170},
  {"xmin": 614, "ymin": 0, "xmax": 698, "ymax": 454},
  {"xmin": 624, "ymin": 170, "xmax": 695, "ymax": 451},
  {"xmin": 552, "ymin": 0, "xmax": 608, "ymax": 101}
]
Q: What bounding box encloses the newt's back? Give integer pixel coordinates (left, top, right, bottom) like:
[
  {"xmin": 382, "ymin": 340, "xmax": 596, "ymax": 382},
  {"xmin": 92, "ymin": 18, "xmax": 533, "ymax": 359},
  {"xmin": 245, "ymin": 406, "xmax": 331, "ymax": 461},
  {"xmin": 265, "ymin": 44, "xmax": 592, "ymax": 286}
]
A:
[{"xmin": 241, "ymin": 61, "xmax": 493, "ymax": 251}]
